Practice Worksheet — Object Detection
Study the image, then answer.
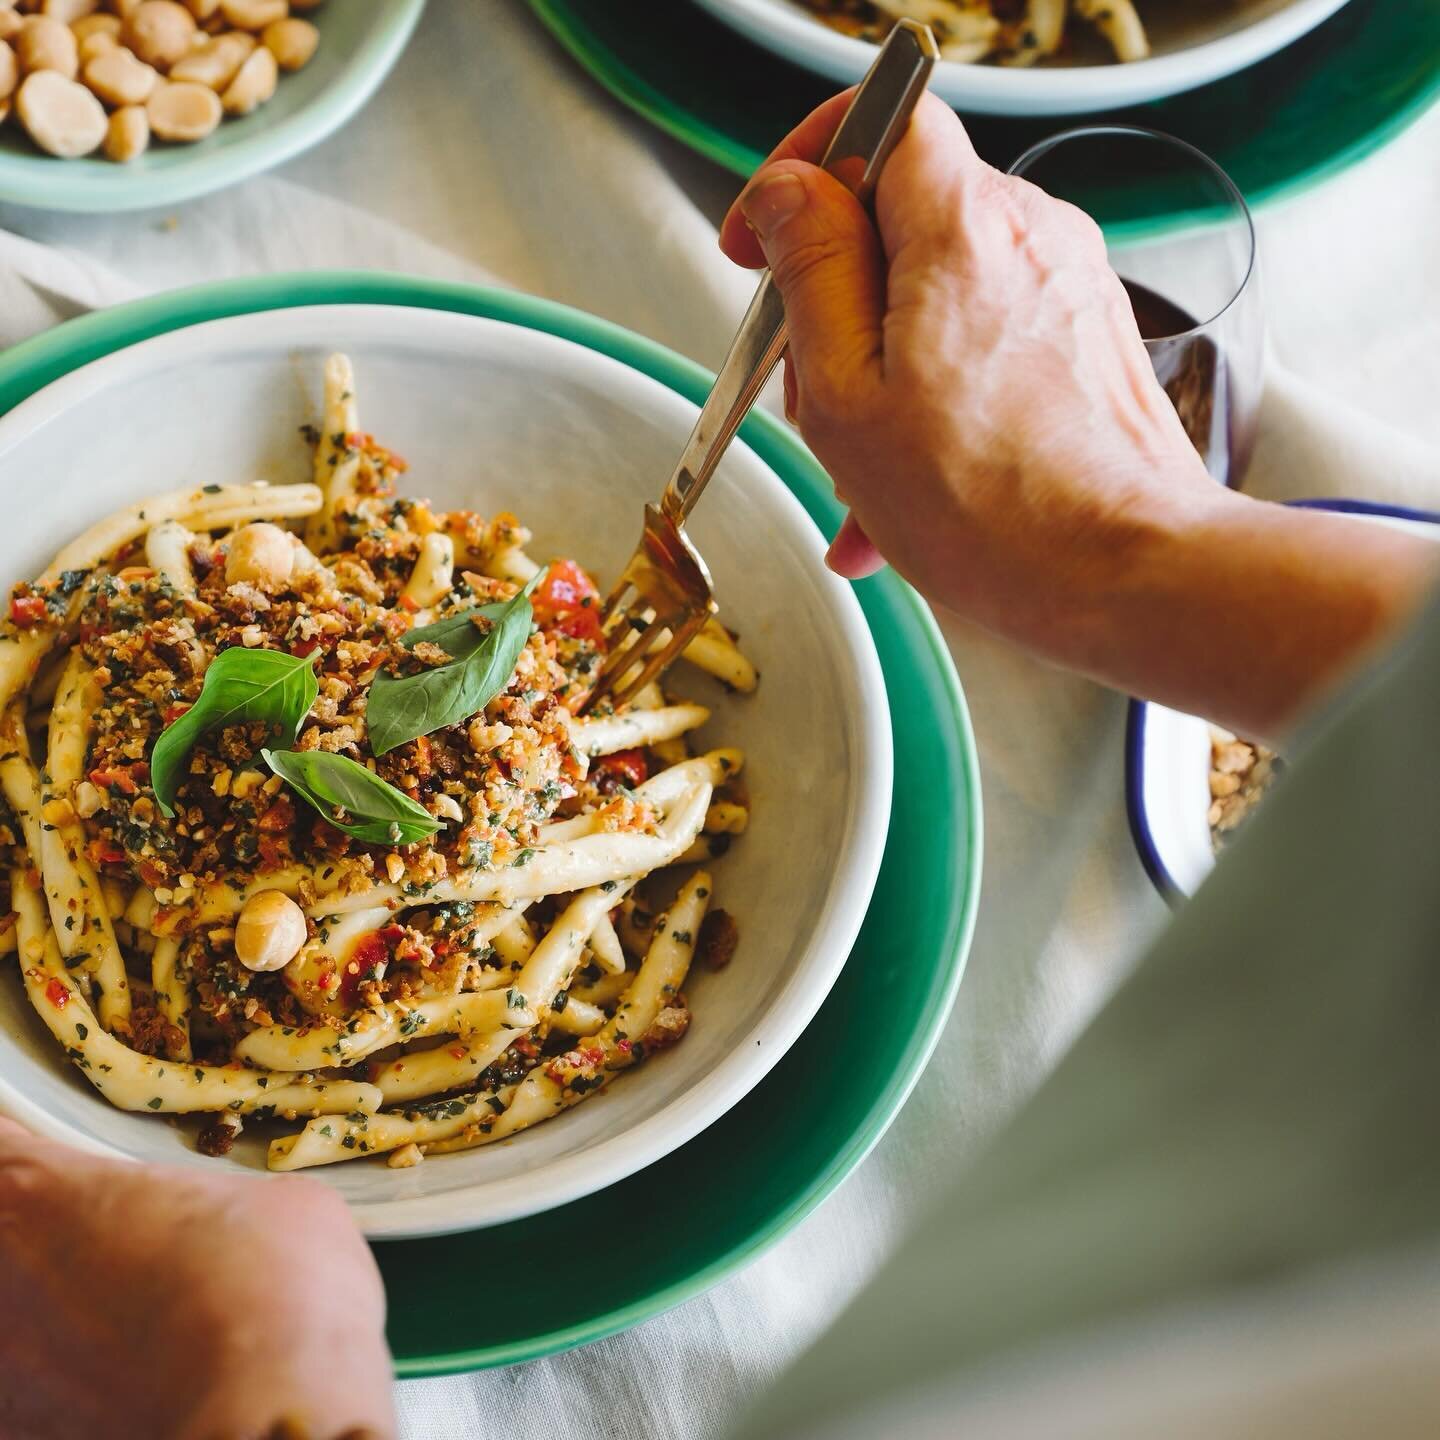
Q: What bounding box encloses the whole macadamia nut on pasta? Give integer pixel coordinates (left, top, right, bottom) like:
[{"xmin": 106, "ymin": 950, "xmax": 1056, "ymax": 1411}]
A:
[
  {"xmin": 235, "ymin": 890, "xmax": 307, "ymax": 973},
  {"xmin": 182, "ymin": 0, "xmax": 220, "ymax": 19},
  {"xmin": 225, "ymin": 521, "xmax": 295, "ymax": 589},
  {"xmin": 219, "ymin": 38, "xmax": 271, "ymax": 113},
  {"xmin": 0, "ymin": 40, "xmax": 16, "ymax": 100},
  {"xmin": 121, "ymin": 0, "xmax": 194, "ymax": 68},
  {"xmin": 16, "ymin": 68, "xmax": 105, "ymax": 155},
  {"xmin": 260, "ymin": 15, "xmax": 313, "ymax": 70},
  {"xmin": 146, "ymin": 75, "xmax": 219, "ymax": 139},
  {"xmin": 220, "ymin": 0, "xmax": 287, "ymax": 30},
  {"xmin": 103, "ymin": 100, "xmax": 147, "ymax": 159},
  {"xmin": 17, "ymin": 15, "xmax": 79, "ymax": 78}
]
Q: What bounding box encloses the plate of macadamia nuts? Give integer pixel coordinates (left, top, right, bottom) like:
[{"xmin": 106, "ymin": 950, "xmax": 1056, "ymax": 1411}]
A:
[{"xmin": 0, "ymin": 0, "xmax": 424, "ymax": 211}]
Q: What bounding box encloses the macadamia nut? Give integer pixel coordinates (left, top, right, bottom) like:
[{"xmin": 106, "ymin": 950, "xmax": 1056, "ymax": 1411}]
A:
[{"xmin": 16, "ymin": 68, "xmax": 105, "ymax": 155}]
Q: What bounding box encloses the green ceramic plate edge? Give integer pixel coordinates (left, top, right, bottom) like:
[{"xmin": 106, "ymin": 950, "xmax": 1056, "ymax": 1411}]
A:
[
  {"xmin": 0, "ymin": 0, "xmax": 425, "ymax": 214},
  {"xmin": 525, "ymin": 0, "xmax": 1440, "ymax": 220},
  {"xmin": 0, "ymin": 271, "xmax": 982, "ymax": 1375}
]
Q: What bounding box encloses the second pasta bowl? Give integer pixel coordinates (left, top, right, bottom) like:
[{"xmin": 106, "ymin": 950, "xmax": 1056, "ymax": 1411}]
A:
[{"xmin": 0, "ymin": 300, "xmax": 892, "ymax": 1238}]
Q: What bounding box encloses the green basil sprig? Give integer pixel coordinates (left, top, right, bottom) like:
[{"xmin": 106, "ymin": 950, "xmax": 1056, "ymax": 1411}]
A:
[
  {"xmin": 366, "ymin": 570, "xmax": 545, "ymax": 757},
  {"xmin": 152, "ymin": 648, "xmax": 318, "ymax": 816},
  {"xmin": 261, "ymin": 748, "xmax": 441, "ymax": 847}
]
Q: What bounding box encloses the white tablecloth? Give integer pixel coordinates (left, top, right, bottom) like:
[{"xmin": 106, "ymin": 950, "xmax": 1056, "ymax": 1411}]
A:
[{"xmin": 2, "ymin": 4, "xmax": 1437, "ymax": 1437}]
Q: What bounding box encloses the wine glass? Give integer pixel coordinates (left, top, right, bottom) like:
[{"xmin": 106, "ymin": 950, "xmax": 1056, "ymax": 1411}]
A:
[{"xmin": 1008, "ymin": 127, "xmax": 1262, "ymax": 489}]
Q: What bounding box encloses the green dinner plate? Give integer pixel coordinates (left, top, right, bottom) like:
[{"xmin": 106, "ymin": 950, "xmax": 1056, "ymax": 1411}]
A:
[
  {"xmin": 526, "ymin": 0, "xmax": 1440, "ymax": 218},
  {"xmin": 0, "ymin": 271, "xmax": 981, "ymax": 1374},
  {"xmin": 0, "ymin": 1, "xmax": 424, "ymax": 214}
]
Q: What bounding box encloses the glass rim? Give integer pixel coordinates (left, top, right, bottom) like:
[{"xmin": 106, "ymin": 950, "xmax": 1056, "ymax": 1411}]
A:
[{"xmin": 1006, "ymin": 125, "xmax": 1258, "ymax": 341}]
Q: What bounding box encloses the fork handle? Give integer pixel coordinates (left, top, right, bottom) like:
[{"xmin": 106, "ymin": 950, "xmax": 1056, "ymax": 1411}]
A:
[{"xmin": 660, "ymin": 20, "xmax": 939, "ymax": 526}]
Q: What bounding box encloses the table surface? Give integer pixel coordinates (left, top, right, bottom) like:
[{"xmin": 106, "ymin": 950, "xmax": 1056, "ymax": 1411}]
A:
[{"xmin": 1, "ymin": 4, "xmax": 1438, "ymax": 1437}]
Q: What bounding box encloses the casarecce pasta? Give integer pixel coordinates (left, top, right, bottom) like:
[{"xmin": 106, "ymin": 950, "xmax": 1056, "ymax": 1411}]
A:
[
  {"xmin": 0, "ymin": 355, "xmax": 749, "ymax": 1171},
  {"xmin": 800, "ymin": 0, "xmax": 1151, "ymax": 66}
]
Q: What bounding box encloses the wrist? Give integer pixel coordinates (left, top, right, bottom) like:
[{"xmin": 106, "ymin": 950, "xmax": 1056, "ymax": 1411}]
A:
[{"xmin": 1063, "ymin": 480, "xmax": 1439, "ymax": 736}]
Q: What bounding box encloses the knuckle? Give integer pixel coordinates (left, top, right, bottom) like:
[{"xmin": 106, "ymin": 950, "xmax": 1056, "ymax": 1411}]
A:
[{"xmin": 771, "ymin": 231, "xmax": 849, "ymax": 293}]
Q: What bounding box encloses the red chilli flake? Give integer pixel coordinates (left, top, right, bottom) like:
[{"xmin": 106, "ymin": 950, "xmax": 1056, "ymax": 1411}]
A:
[
  {"xmin": 9, "ymin": 595, "xmax": 47, "ymax": 628},
  {"xmin": 44, "ymin": 978, "xmax": 69, "ymax": 1009}
]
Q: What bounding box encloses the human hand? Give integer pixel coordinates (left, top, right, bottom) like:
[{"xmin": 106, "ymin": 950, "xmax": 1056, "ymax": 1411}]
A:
[
  {"xmin": 721, "ymin": 93, "xmax": 1215, "ymax": 646},
  {"xmin": 0, "ymin": 1116, "xmax": 396, "ymax": 1440},
  {"xmin": 720, "ymin": 95, "xmax": 1437, "ymax": 735}
]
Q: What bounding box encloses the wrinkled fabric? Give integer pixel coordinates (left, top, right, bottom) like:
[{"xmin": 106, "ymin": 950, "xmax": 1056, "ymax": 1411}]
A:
[{"xmin": 0, "ymin": 4, "xmax": 1436, "ymax": 1436}]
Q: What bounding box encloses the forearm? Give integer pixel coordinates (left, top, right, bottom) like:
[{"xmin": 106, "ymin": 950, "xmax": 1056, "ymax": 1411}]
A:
[{"xmin": 1062, "ymin": 486, "xmax": 1439, "ymax": 739}]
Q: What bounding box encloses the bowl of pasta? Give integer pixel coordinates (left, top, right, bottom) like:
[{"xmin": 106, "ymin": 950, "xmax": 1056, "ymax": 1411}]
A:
[
  {"xmin": 689, "ymin": 0, "xmax": 1354, "ymax": 115},
  {"xmin": 0, "ymin": 302, "xmax": 892, "ymax": 1237}
]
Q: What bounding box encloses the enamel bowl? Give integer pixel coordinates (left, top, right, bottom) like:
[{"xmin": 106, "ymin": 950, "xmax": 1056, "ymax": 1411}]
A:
[
  {"xmin": 0, "ymin": 0, "xmax": 424, "ymax": 213},
  {"xmin": 1127, "ymin": 499, "xmax": 1440, "ymax": 903},
  {"xmin": 689, "ymin": 0, "xmax": 1353, "ymax": 116},
  {"xmin": 0, "ymin": 302, "xmax": 892, "ymax": 1237}
]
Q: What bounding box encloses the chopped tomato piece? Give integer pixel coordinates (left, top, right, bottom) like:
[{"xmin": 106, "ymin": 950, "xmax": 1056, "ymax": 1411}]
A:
[
  {"xmin": 9, "ymin": 595, "xmax": 47, "ymax": 628},
  {"xmin": 257, "ymin": 797, "xmax": 295, "ymax": 833},
  {"xmin": 342, "ymin": 932, "xmax": 390, "ymax": 1004},
  {"xmin": 88, "ymin": 767, "xmax": 139, "ymax": 796},
  {"xmin": 532, "ymin": 560, "xmax": 605, "ymax": 643},
  {"xmin": 555, "ymin": 607, "xmax": 604, "ymax": 644},
  {"xmin": 44, "ymin": 978, "xmax": 69, "ymax": 1010},
  {"xmin": 291, "ymin": 636, "xmax": 321, "ymax": 659},
  {"xmin": 596, "ymin": 748, "xmax": 648, "ymax": 788},
  {"xmin": 86, "ymin": 839, "xmax": 127, "ymax": 867}
]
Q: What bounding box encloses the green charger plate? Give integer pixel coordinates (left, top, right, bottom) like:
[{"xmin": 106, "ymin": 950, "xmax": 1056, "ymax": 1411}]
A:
[
  {"xmin": 527, "ymin": 0, "xmax": 1440, "ymax": 219},
  {"xmin": 0, "ymin": 271, "xmax": 982, "ymax": 1374},
  {"xmin": 0, "ymin": 1, "xmax": 424, "ymax": 214}
]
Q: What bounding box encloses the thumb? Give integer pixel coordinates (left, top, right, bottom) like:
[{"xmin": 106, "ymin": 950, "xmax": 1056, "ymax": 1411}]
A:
[{"xmin": 739, "ymin": 160, "xmax": 886, "ymax": 412}]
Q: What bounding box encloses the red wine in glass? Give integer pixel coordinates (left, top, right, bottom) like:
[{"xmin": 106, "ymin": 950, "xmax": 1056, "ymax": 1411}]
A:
[
  {"xmin": 1007, "ymin": 129, "xmax": 1262, "ymax": 492},
  {"xmin": 1124, "ymin": 278, "xmax": 1251, "ymax": 489}
]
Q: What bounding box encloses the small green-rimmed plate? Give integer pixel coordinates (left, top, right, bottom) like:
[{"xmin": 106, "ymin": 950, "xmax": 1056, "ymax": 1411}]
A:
[
  {"xmin": 0, "ymin": 1, "xmax": 424, "ymax": 214},
  {"xmin": 0, "ymin": 272, "xmax": 981, "ymax": 1373},
  {"xmin": 527, "ymin": 0, "xmax": 1440, "ymax": 217}
]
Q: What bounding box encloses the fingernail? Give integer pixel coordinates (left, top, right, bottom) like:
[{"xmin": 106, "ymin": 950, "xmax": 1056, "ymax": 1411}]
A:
[{"xmin": 740, "ymin": 172, "xmax": 806, "ymax": 240}]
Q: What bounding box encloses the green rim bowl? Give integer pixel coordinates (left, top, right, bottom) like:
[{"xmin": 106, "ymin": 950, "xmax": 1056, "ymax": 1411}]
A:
[
  {"xmin": 0, "ymin": 272, "xmax": 982, "ymax": 1372},
  {"xmin": 526, "ymin": 0, "xmax": 1440, "ymax": 217},
  {"xmin": 0, "ymin": 1, "xmax": 425, "ymax": 214}
]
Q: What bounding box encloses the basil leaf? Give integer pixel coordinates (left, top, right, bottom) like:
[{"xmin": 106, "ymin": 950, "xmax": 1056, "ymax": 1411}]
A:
[
  {"xmin": 398, "ymin": 602, "xmax": 509, "ymax": 657},
  {"xmin": 366, "ymin": 570, "xmax": 545, "ymax": 757},
  {"xmin": 152, "ymin": 648, "xmax": 318, "ymax": 817},
  {"xmin": 261, "ymin": 748, "xmax": 441, "ymax": 847}
]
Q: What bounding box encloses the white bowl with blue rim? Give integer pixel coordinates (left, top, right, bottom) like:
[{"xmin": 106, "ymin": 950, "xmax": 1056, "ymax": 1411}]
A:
[{"xmin": 1127, "ymin": 499, "xmax": 1440, "ymax": 903}]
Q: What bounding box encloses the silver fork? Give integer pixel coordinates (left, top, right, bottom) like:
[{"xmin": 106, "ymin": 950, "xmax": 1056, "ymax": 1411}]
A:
[{"xmin": 580, "ymin": 19, "xmax": 939, "ymax": 714}]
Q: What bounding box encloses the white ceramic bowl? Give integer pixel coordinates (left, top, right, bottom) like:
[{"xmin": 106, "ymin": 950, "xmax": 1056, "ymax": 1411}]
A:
[
  {"xmin": 0, "ymin": 303, "xmax": 892, "ymax": 1238},
  {"xmin": 1128, "ymin": 501, "xmax": 1440, "ymax": 902},
  {"xmin": 690, "ymin": 0, "xmax": 1352, "ymax": 115}
]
